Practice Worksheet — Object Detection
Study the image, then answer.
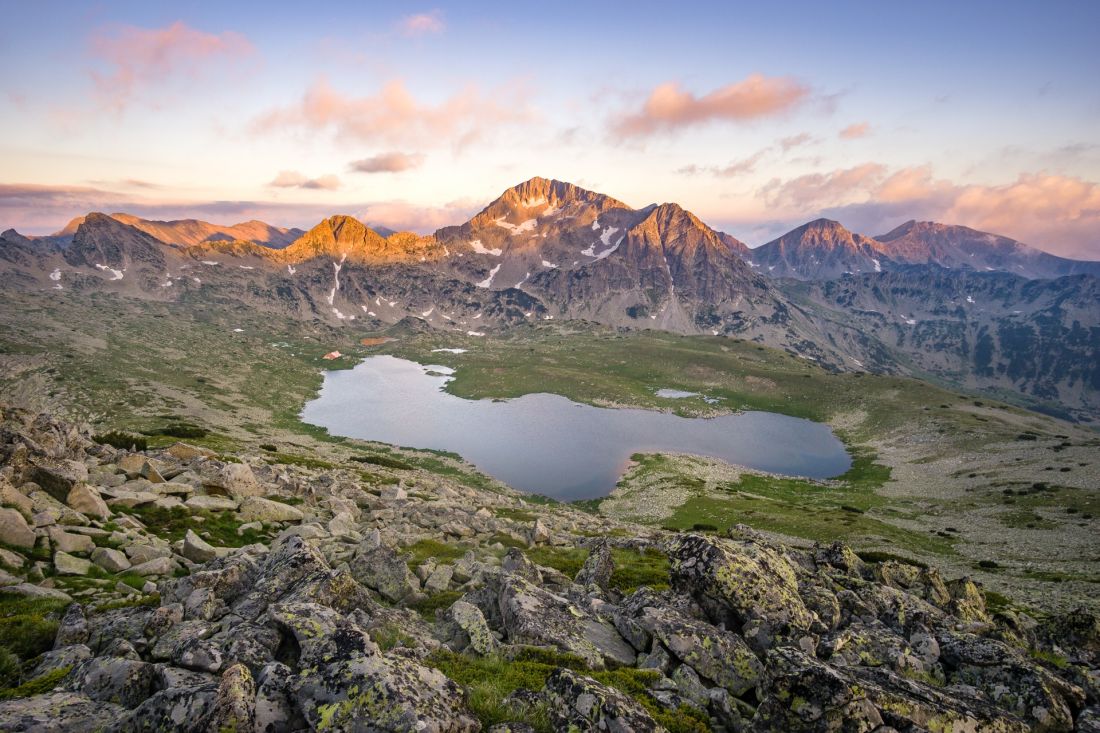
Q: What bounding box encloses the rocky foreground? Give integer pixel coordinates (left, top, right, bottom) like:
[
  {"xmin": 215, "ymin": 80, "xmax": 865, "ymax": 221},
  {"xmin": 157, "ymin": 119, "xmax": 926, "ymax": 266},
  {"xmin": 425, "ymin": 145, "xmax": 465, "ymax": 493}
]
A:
[{"xmin": 0, "ymin": 407, "xmax": 1096, "ymax": 731}]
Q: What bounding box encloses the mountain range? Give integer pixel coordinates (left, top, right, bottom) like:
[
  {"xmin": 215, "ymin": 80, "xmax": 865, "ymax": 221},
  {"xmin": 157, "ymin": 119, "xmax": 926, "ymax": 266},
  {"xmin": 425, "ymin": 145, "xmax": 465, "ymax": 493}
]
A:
[{"xmin": 1, "ymin": 176, "xmax": 1098, "ymax": 421}]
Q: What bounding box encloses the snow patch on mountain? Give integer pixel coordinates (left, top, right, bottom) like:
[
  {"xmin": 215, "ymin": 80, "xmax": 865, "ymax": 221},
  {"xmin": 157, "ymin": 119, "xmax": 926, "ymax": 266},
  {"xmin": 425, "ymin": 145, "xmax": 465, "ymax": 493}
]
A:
[
  {"xmin": 469, "ymin": 239, "xmax": 502, "ymax": 256},
  {"xmin": 95, "ymin": 264, "xmax": 124, "ymax": 281},
  {"xmin": 475, "ymin": 264, "xmax": 502, "ymax": 289}
]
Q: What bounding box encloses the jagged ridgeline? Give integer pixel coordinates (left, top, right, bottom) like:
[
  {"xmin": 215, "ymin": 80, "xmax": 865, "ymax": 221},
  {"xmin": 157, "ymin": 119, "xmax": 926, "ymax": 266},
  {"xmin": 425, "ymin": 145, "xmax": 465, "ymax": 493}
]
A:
[
  {"xmin": 1, "ymin": 175, "xmax": 1097, "ymax": 421},
  {"xmin": 0, "ymin": 407, "xmax": 1096, "ymax": 731}
]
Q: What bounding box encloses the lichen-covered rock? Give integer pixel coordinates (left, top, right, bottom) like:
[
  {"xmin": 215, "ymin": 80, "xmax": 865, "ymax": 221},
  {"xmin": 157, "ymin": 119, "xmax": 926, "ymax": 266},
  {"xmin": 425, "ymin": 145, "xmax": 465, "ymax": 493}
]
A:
[
  {"xmin": 60, "ymin": 657, "xmax": 159, "ymax": 708},
  {"xmin": 754, "ymin": 647, "xmax": 885, "ymax": 732},
  {"xmin": 293, "ymin": 653, "xmax": 480, "ymax": 732},
  {"xmin": 543, "ymin": 667, "xmax": 665, "ymax": 732},
  {"xmin": 267, "ymin": 602, "xmax": 378, "ymax": 667},
  {"xmin": 635, "ymin": 605, "xmax": 762, "ymax": 696},
  {"xmin": 575, "ymin": 539, "xmax": 614, "ymax": 591},
  {"xmin": 205, "ymin": 663, "xmax": 255, "ymax": 733},
  {"xmin": 668, "ymin": 533, "xmax": 817, "ymax": 638},
  {"xmin": 0, "ymin": 692, "xmax": 126, "ymax": 732},
  {"xmin": 496, "ymin": 572, "xmax": 635, "ymax": 668},
  {"xmin": 216, "ymin": 462, "xmax": 264, "ymax": 498},
  {"xmin": 437, "ymin": 599, "xmax": 498, "ymax": 655},
  {"xmin": 349, "ymin": 539, "xmax": 420, "ymax": 603}
]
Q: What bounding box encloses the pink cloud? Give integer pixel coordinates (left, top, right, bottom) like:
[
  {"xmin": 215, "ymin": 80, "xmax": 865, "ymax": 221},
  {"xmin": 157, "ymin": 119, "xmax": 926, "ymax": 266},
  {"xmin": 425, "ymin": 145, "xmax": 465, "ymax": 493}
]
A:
[
  {"xmin": 398, "ymin": 10, "xmax": 445, "ymax": 36},
  {"xmin": 838, "ymin": 122, "xmax": 871, "ymax": 139},
  {"xmin": 253, "ymin": 78, "xmax": 532, "ymax": 149},
  {"xmin": 88, "ymin": 21, "xmax": 254, "ymax": 112},
  {"xmin": 349, "ymin": 152, "xmax": 425, "ymax": 173},
  {"xmin": 612, "ymin": 74, "xmax": 810, "ymax": 138},
  {"xmin": 758, "ymin": 164, "xmax": 1100, "ymax": 258},
  {"xmin": 760, "ymin": 163, "xmax": 888, "ymax": 209},
  {"xmin": 268, "ymin": 171, "xmax": 341, "ymax": 190}
]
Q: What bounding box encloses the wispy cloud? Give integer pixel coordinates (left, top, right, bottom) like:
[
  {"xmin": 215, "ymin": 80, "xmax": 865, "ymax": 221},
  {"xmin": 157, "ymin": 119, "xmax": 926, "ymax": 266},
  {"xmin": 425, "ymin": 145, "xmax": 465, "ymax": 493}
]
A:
[
  {"xmin": 252, "ymin": 77, "xmax": 533, "ymax": 150},
  {"xmin": 838, "ymin": 122, "xmax": 871, "ymax": 140},
  {"xmin": 398, "ymin": 10, "xmax": 445, "ymax": 36},
  {"xmin": 268, "ymin": 171, "xmax": 341, "ymax": 190},
  {"xmin": 349, "ymin": 152, "xmax": 425, "ymax": 174},
  {"xmin": 679, "ymin": 150, "xmax": 768, "ymax": 178},
  {"xmin": 778, "ymin": 132, "xmax": 814, "ymax": 152},
  {"xmin": 88, "ymin": 21, "xmax": 255, "ymax": 112},
  {"xmin": 611, "ymin": 74, "xmax": 810, "ymax": 138}
]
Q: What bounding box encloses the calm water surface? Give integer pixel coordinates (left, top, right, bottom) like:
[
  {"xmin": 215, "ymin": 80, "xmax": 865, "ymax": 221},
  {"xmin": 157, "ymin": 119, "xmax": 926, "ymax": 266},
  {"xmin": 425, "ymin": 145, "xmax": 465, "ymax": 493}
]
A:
[{"xmin": 302, "ymin": 356, "xmax": 851, "ymax": 500}]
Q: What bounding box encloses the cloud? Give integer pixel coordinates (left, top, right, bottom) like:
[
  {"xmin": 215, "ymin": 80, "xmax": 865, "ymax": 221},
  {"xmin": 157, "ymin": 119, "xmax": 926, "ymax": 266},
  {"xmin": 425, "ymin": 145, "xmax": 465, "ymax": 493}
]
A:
[
  {"xmin": 398, "ymin": 10, "xmax": 445, "ymax": 36},
  {"xmin": 778, "ymin": 133, "xmax": 814, "ymax": 152},
  {"xmin": 0, "ymin": 182, "xmax": 477, "ymax": 236},
  {"xmin": 838, "ymin": 122, "xmax": 871, "ymax": 140},
  {"xmin": 268, "ymin": 171, "xmax": 341, "ymax": 190},
  {"xmin": 679, "ymin": 149, "xmax": 768, "ymax": 178},
  {"xmin": 760, "ymin": 163, "xmax": 888, "ymax": 209},
  {"xmin": 349, "ymin": 152, "xmax": 425, "ymax": 174},
  {"xmin": 88, "ymin": 21, "xmax": 254, "ymax": 112},
  {"xmin": 253, "ymin": 77, "xmax": 532, "ymax": 149},
  {"xmin": 611, "ymin": 74, "xmax": 810, "ymax": 138},
  {"xmin": 757, "ymin": 165, "xmax": 1100, "ymax": 258}
]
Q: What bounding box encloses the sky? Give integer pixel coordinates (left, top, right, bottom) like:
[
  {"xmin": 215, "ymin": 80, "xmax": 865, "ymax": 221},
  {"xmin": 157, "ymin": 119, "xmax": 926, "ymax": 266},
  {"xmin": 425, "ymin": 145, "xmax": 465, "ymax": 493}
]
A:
[{"xmin": 1, "ymin": 0, "xmax": 1098, "ymax": 256}]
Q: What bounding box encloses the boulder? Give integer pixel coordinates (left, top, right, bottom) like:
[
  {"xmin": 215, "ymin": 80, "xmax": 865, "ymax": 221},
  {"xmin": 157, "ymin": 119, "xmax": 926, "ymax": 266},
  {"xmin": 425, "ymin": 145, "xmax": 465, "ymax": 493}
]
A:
[
  {"xmin": 91, "ymin": 547, "xmax": 131, "ymax": 573},
  {"xmin": 575, "ymin": 539, "xmax": 614, "ymax": 591},
  {"xmin": 292, "ymin": 653, "xmax": 479, "ymax": 733},
  {"xmin": 543, "ymin": 668, "xmax": 662, "ymax": 732},
  {"xmin": 0, "ymin": 507, "xmax": 36, "ymax": 548},
  {"xmin": 128, "ymin": 556, "xmax": 178, "ymax": 577},
  {"xmin": 237, "ymin": 497, "xmax": 303, "ymax": 523},
  {"xmin": 54, "ymin": 550, "xmax": 93, "ymax": 576},
  {"xmin": 0, "ymin": 692, "xmax": 125, "ymax": 732},
  {"xmin": 26, "ymin": 457, "xmax": 89, "ymax": 502},
  {"xmin": 668, "ymin": 532, "xmax": 817, "ymax": 638},
  {"xmin": 167, "ymin": 442, "xmax": 215, "ymax": 461},
  {"xmin": 184, "ymin": 495, "xmax": 238, "ymax": 512},
  {"xmin": 218, "ymin": 463, "xmax": 264, "ymax": 498},
  {"xmin": 349, "ymin": 541, "xmax": 420, "ymax": 603},
  {"xmin": 181, "ymin": 529, "xmax": 217, "ymax": 564},
  {"xmin": 636, "ymin": 606, "xmax": 762, "ymax": 696},
  {"xmin": 438, "ymin": 600, "xmax": 497, "ymax": 655},
  {"xmin": 0, "ymin": 582, "xmax": 72, "ymax": 601},
  {"xmin": 66, "ymin": 483, "xmax": 110, "ymax": 520},
  {"xmin": 47, "ymin": 527, "xmax": 95, "ymax": 554}
]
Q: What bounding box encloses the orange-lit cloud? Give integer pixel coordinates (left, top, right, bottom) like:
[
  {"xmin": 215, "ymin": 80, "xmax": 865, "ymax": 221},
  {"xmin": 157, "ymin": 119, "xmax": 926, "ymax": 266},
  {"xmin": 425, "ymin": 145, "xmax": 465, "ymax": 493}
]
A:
[
  {"xmin": 612, "ymin": 74, "xmax": 810, "ymax": 138},
  {"xmin": 760, "ymin": 164, "xmax": 1100, "ymax": 257},
  {"xmin": 253, "ymin": 78, "xmax": 533, "ymax": 149},
  {"xmin": 349, "ymin": 152, "xmax": 425, "ymax": 173},
  {"xmin": 838, "ymin": 122, "xmax": 871, "ymax": 139},
  {"xmin": 398, "ymin": 10, "xmax": 445, "ymax": 36},
  {"xmin": 268, "ymin": 171, "xmax": 341, "ymax": 190},
  {"xmin": 88, "ymin": 21, "xmax": 254, "ymax": 112},
  {"xmin": 761, "ymin": 163, "xmax": 888, "ymax": 208}
]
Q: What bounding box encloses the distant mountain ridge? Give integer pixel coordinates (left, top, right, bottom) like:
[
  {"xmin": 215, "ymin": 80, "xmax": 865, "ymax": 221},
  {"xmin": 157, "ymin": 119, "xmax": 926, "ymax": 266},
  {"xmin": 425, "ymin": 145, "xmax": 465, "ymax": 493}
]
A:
[
  {"xmin": 48, "ymin": 213, "xmax": 304, "ymax": 249},
  {"xmin": 1, "ymin": 176, "xmax": 1097, "ymax": 420}
]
